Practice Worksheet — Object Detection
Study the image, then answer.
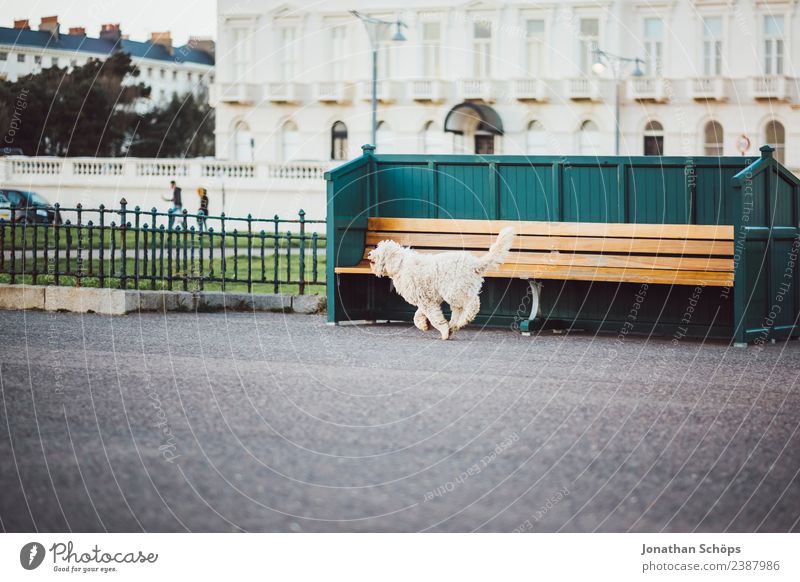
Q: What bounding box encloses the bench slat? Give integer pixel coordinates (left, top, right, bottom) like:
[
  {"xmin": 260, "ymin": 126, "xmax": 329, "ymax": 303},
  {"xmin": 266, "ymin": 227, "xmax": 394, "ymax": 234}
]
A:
[
  {"xmin": 359, "ymin": 248, "xmax": 734, "ymax": 272},
  {"xmin": 369, "ymin": 217, "xmax": 734, "ymax": 241},
  {"xmin": 334, "ymin": 261, "xmax": 733, "ymax": 286},
  {"xmin": 365, "ymin": 232, "xmax": 734, "ymax": 257}
]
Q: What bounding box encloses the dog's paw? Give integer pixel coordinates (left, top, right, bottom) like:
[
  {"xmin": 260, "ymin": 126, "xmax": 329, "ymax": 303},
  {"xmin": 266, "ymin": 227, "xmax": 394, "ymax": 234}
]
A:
[
  {"xmin": 439, "ymin": 329, "xmax": 450, "ymax": 340},
  {"xmin": 415, "ymin": 319, "xmax": 429, "ymax": 331}
]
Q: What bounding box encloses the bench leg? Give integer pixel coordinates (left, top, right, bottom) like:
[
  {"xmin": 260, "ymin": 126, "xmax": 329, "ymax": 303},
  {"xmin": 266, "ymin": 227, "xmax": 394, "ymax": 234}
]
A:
[{"xmin": 522, "ymin": 280, "xmax": 542, "ymax": 337}]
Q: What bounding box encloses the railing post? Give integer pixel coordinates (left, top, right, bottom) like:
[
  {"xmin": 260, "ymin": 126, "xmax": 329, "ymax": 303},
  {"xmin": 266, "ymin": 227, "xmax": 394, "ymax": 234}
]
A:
[
  {"xmin": 285, "ymin": 230, "xmax": 292, "ymax": 293},
  {"xmin": 87, "ymin": 218, "xmax": 94, "ymax": 278},
  {"xmin": 150, "ymin": 208, "xmax": 158, "ymax": 290},
  {"xmin": 9, "ymin": 205, "xmax": 16, "ymax": 284},
  {"xmin": 98, "ymin": 204, "xmax": 105, "ymax": 288},
  {"xmin": 75, "ymin": 203, "xmax": 83, "ymax": 287},
  {"xmin": 64, "ymin": 219, "xmax": 71, "ymax": 282},
  {"xmin": 259, "ymin": 230, "xmax": 266, "ymax": 285},
  {"xmin": 273, "ymin": 214, "xmax": 280, "ymax": 294},
  {"xmin": 232, "ymin": 227, "xmax": 239, "ymax": 283},
  {"xmin": 298, "ymin": 209, "xmax": 306, "ymax": 295},
  {"xmin": 182, "ymin": 209, "xmax": 189, "ymax": 291},
  {"xmin": 119, "ymin": 198, "xmax": 128, "ymax": 289},
  {"xmin": 109, "ymin": 220, "xmax": 118, "ymax": 287},
  {"xmin": 219, "ymin": 212, "xmax": 226, "ymax": 292},
  {"xmin": 311, "ymin": 231, "xmax": 319, "ymax": 285},
  {"xmin": 53, "ymin": 203, "xmax": 60, "ymax": 286},
  {"xmin": 246, "ymin": 213, "xmax": 253, "ymax": 293},
  {"xmin": 159, "ymin": 225, "xmax": 165, "ymax": 287},
  {"xmin": 133, "ymin": 205, "xmax": 141, "ymax": 289}
]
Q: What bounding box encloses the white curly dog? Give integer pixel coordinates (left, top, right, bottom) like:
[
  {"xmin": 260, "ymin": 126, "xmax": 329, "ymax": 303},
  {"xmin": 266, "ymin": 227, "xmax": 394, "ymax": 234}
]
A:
[{"xmin": 368, "ymin": 227, "xmax": 516, "ymax": 340}]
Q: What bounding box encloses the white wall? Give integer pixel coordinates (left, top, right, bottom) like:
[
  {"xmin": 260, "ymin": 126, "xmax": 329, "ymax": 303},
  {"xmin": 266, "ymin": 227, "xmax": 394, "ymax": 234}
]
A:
[
  {"xmin": 0, "ymin": 157, "xmax": 329, "ymax": 223},
  {"xmin": 212, "ymin": 0, "xmax": 799, "ymax": 167}
]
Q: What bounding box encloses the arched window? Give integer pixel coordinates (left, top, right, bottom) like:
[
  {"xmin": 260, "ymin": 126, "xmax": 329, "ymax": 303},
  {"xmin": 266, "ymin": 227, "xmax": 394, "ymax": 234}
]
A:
[
  {"xmin": 331, "ymin": 121, "xmax": 348, "ymax": 160},
  {"xmin": 526, "ymin": 120, "xmax": 546, "ymax": 154},
  {"xmin": 281, "ymin": 120, "xmax": 300, "ymax": 161},
  {"xmin": 233, "ymin": 121, "xmax": 253, "ymax": 161},
  {"xmin": 643, "ymin": 120, "xmax": 664, "ymax": 156},
  {"xmin": 578, "ymin": 120, "xmax": 600, "ymax": 155},
  {"xmin": 765, "ymin": 120, "xmax": 785, "ymax": 164},
  {"xmin": 704, "ymin": 121, "xmax": 723, "ymax": 156},
  {"xmin": 376, "ymin": 121, "xmax": 393, "ymax": 153},
  {"xmin": 421, "ymin": 121, "xmax": 447, "ymax": 154}
]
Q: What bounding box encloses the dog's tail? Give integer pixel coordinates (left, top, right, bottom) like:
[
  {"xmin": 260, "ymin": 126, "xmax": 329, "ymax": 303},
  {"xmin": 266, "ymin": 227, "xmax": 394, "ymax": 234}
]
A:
[{"xmin": 476, "ymin": 227, "xmax": 516, "ymax": 275}]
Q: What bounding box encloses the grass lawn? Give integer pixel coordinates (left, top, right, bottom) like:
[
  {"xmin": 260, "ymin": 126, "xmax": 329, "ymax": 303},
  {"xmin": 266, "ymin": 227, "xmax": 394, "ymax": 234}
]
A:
[
  {"xmin": 1, "ymin": 224, "xmax": 326, "ymax": 250},
  {"xmin": 0, "ymin": 252, "xmax": 326, "ymax": 295}
]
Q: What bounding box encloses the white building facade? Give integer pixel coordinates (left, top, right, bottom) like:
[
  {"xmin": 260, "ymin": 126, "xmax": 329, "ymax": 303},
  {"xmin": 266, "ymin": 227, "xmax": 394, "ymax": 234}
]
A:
[
  {"xmin": 213, "ymin": 0, "xmax": 798, "ymax": 170},
  {"xmin": 0, "ymin": 17, "xmax": 215, "ymax": 106}
]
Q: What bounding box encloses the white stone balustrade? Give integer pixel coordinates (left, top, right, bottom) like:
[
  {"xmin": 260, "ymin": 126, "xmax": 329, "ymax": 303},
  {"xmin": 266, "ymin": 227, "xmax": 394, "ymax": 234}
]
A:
[{"xmin": 0, "ymin": 156, "xmax": 332, "ymax": 220}]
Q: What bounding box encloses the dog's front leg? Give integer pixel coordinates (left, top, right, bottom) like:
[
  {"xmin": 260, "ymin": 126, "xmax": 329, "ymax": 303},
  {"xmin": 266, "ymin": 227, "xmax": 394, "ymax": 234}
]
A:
[
  {"xmin": 423, "ymin": 305, "xmax": 450, "ymax": 340},
  {"xmin": 449, "ymin": 305, "xmax": 463, "ymax": 333},
  {"xmin": 413, "ymin": 308, "xmax": 430, "ymax": 332}
]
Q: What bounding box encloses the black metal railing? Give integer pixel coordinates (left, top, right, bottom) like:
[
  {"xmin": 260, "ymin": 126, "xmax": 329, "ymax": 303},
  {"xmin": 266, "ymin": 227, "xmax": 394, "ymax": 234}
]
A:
[{"xmin": 0, "ymin": 199, "xmax": 326, "ymax": 295}]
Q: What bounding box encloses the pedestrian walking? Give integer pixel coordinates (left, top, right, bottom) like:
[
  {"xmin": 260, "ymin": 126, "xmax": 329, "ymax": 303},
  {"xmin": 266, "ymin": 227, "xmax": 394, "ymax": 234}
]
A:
[
  {"xmin": 164, "ymin": 180, "xmax": 183, "ymax": 229},
  {"xmin": 197, "ymin": 187, "xmax": 209, "ymax": 233}
]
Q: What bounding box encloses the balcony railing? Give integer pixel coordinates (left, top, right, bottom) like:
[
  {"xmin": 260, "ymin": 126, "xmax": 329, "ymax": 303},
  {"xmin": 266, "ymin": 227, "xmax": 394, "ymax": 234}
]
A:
[
  {"xmin": 7, "ymin": 158, "xmax": 64, "ymax": 176},
  {"xmin": 565, "ymin": 77, "xmax": 602, "ymax": 101},
  {"xmin": 266, "ymin": 82, "xmax": 303, "ymax": 103},
  {"xmin": 356, "ymin": 80, "xmax": 399, "ymax": 103},
  {"xmin": 2, "ymin": 157, "xmax": 333, "ymax": 183},
  {"xmin": 210, "ymin": 82, "xmax": 260, "ymax": 105},
  {"xmin": 314, "ymin": 81, "xmax": 351, "ymax": 104},
  {"xmin": 690, "ymin": 77, "xmax": 728, "ymax": 101},
  {"xmin": 511, "ymin": 78, "xmax": 548, "ymax": 102},
  {"xmin": 749, "ymin": 75, "xmax": 790, "ymax": 101},
  {"xmin": 456, "ymin": 79, "xmax": 498, "ymax": 102},
  {"xmin": 73, "ymin": 161, "xmax": 125, "ymax": 176},
  {"xmin": 201, "ymin": 162, "xmax": 257, "ymax": 179},
  {"xmin": 627, "ymin": 77, "xmax": 669, "ymax": 102},
  {"xmin": 409, "ymin": 79, "xmax": 447, "ymax": 102}
]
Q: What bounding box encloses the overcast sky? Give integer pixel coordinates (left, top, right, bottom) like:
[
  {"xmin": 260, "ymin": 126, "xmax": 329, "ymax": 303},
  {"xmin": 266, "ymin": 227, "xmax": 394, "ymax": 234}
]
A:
[{"xmin": 3, "ymin": 0, "xmax": 216, "ymax": 46}]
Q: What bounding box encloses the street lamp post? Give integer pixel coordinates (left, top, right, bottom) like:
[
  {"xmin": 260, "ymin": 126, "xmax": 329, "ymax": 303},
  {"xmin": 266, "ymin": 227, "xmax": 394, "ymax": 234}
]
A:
[
  {"xmin": 591, "ymin": 49, "xmax": 644, "ymax": 156},
  {"xmin": 351, "ymin": 10, "xmax": 407, "ymax": 149}
]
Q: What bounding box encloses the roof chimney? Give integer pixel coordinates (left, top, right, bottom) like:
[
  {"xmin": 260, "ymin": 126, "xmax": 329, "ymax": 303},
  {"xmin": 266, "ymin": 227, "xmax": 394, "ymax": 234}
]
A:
[
  {"xmin": 13, "ymin": 19, "xmax": 30, "ymax": 30},
  {"xmin": 99, "ymin": 23, "xmax": 121, "ymax": 43},
  {"xmin": 39, "ymin": 15, "xmax": 60, "ymax": 40},
  {"xmin": 68, "ymin": 26, "xmax": 86, "ymax": 36},
  {"xmin": 188, "ymin": 36, "xmax": 215, "ymax": 57},
  {"xmin": 150, "ymin": 31, "xmax": 173, "ymax": 54}
]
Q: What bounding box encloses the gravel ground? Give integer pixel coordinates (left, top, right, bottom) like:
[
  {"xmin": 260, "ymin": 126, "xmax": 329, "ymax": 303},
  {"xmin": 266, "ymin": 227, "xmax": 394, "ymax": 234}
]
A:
[{"xmin": 0, "ymin": 309, "xmax": 798, "ymax": 532}]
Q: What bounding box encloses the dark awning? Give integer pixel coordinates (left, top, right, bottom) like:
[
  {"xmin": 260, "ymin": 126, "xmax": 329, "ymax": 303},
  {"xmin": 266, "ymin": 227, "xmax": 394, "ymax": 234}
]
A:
[{"xmin": 444, "ymin": 102, "xmax": 504, "ymax": 135}]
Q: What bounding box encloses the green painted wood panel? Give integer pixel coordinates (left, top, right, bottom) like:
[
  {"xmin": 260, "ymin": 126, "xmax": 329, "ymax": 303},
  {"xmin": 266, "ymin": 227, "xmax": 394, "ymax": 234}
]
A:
[
  {"xmin": 772, "ymin": 170, "xmax": 795, "ymax": 227},
  {"xmin": 436, "ymin": 164, "xmax": 493, "ymax": 219},
  {"xmin": 375, "ymin": 163, "xmax": 436, "ymax": 218},
  {"xmin": 562, "ymin": 165, "xmax": 621, "ymax": 222},
  {"xmin": 497, "ymin": 164, "xmax": 556, "ymax": 221},
  {"xmin": 695, "ymin": 166, "xmax": 730, "ymax": 225},
  {"xmin": 626, "ymin": 165, "xmax": 689, "ymax": 224}
]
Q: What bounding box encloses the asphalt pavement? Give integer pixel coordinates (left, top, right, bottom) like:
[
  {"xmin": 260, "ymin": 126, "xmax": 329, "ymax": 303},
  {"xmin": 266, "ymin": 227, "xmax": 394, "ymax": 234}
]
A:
[{"xmin": 1, "ymin": 309, "xmax": 798, "ymax": 532}]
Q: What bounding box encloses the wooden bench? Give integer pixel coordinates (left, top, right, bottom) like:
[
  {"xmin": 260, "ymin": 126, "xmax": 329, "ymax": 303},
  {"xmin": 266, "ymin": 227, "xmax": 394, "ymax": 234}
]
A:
[{"xmin": 335, "ymin": 217, "xmax": 735, "ymax": 331}]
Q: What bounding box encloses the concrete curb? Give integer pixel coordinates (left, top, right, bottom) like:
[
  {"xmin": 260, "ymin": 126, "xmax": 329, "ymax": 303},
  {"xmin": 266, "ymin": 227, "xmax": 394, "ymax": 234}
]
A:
[{"xmin": 0, "ymin": 284, "xmax": 326, "ymax": 315}]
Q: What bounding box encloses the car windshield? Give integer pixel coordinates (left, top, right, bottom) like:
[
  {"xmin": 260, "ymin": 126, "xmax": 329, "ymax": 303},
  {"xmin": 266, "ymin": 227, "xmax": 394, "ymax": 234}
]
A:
[{"xmin": 25, "ymin": 191, "xmax": 51, "ymax": 206}]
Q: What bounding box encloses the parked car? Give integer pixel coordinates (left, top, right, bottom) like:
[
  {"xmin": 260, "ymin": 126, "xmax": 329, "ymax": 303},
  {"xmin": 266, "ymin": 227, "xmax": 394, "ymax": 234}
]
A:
[
  {"xmin": 0, "ymin": 147, "xmax": 24, "ymax": 156},
  {"xmin": 0, "ymin": 190, "xmax": 62, "ymax": 224}
]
